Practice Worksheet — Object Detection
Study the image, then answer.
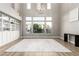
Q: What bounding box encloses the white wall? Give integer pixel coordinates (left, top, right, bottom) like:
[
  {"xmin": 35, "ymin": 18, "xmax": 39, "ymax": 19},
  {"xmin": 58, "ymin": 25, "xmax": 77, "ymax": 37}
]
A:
[
  {"xmin": 0, "ymin": 3, "xmax": 21, "ymax": 46},
  {"xmin": 60, "ymin": 3, "xmax": 79, "ymax": 43},
  {"xmin": 0, "ymin": 3, "xmax": 21, "ymax": 20}
]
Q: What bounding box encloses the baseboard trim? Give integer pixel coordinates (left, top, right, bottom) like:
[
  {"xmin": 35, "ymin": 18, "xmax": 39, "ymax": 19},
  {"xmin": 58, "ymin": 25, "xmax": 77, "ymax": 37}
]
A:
[
  {"xmin": 59, "ymin": 36, "xmax": 75, "ymax": 44},
  {"xmin": 21, "ymin": 36, "xmax": 60, "ymax": 39},
  {"xmin": 59, "ymin": 36, "xmax": 64, "ymax": 40},
  {"xmin": 69, "ymin": 41, "xmax": 75, "ymax": 44}
]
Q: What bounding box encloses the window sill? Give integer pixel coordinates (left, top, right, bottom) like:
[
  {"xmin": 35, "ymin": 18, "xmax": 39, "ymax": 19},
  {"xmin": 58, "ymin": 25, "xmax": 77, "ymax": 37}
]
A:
[{"xmin": 26, "ymin": 33, "xmax": 53, "ymax": 36}]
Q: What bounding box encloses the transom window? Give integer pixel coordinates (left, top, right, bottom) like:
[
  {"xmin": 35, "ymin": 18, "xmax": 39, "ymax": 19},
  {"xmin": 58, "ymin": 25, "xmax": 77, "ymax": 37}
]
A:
[
  {"xmin": 26, "ymin": 17, "xmax": 52, "ymax": 33},
  {"xmin": 33, "ymin": 17, "xmax": 45, "ymax": 22},
  {"xmin": 47, "ymin": 3, "xmax": 51, "ymax": 9}
]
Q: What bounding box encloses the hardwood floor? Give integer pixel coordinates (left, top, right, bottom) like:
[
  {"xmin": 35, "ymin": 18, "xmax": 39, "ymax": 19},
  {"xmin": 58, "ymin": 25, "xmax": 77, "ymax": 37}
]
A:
[{"xmin": 0, "ymin": 39, "xmax": 79, "ymax": 56}]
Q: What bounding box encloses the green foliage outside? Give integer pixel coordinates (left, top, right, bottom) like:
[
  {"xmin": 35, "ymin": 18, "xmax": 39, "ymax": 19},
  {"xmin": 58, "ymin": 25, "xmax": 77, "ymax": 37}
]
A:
[{"xmin": 33, "ymin": 24, "xmax": 43, "ymax": 33}]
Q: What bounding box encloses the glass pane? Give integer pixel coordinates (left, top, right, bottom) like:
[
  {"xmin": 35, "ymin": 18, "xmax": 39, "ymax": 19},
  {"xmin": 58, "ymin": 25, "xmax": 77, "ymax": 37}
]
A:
[
  {"xmin": 46, "ymin": 22, "xmax": 52, "ymax": 33},
  {"xmin": 27, "ymin": 3, "xmax": 31, "ymax": 9},
  {"xmin": 47, "ymin": 3, "xmax": 51, "ymax": 9},
  {"xmin": 33, "ymin": 22, "xmax": 45, "ymax": 33},
  {"xmin": 26, "ymin": 22, "xmax": 31, "ymax": 24},
  {"xmin": 26, "ymin": 22, "xmax": 32, "ymax": 33},
  {"xmin": 46, "ymin": 17, "xmax": 52, "ymax": 21},
  {"xmin": 26, "ymin": 17, "xmax": 32, "ymax": 21},
  {"xmin": 33, "ymin": 17, "xmax": 45, "ymax": 22}
]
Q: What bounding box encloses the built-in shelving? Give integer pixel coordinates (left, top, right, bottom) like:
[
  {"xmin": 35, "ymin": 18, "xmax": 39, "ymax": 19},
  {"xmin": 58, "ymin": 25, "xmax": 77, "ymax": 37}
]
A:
[
  {"xmin": 0, "ymin": 13, "xmax": 2, "ymax": 31},
  {"xmin": 0, "ymin": 12, "xmax": 20, "ymax": 31},
  {"xmin": 15, "ymin": 20, "xmax": 20, "ymax": 31},
  {"xmin": 2, "ymin": 14, "xmax": 10, "ymax": 31},
  {"xmin": 10, "ymin": 18, "xmax": 15, "ymax": 31},
  {"xmin": 0, "ymin": 12, "xmax": 20, "ymax": 46}
]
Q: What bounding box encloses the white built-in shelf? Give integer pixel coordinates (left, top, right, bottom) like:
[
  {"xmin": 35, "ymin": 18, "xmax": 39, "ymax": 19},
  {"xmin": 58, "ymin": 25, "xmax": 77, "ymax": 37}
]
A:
[{"xmin": 0, "ymin": 12, "xmax": 20, "ymax": 31}]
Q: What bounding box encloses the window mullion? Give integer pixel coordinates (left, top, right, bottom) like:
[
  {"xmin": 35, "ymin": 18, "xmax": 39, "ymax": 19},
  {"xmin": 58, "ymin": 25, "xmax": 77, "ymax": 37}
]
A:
[
  {"xmin": 32, "ymin": 17, "xmax": 33, "ymax": 33},
  {"xmin": 44, "ymin": 17, "xmax": 46, "ymax": 33}
]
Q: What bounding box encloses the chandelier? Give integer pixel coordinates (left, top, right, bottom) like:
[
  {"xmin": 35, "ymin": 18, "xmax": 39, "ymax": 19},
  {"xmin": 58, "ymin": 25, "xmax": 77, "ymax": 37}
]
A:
[{"xmin": 37, "ymin": 3, "xmax": 46, "ymax": 14}]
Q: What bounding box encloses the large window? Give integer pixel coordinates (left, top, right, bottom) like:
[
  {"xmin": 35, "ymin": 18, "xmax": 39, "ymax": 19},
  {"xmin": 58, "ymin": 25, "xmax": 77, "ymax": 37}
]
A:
[{"xmin": 26, "ymin": 17, "xmax": 52, "ymax": 33}]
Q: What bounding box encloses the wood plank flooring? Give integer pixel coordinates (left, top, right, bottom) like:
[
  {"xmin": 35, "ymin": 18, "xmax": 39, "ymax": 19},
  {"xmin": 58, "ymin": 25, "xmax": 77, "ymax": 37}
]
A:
[{"xmin": 0, "ymin": 39, "xmax": 79, "ymax": 56}]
